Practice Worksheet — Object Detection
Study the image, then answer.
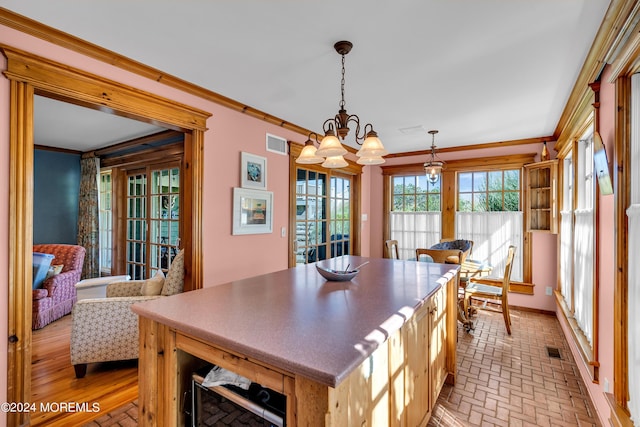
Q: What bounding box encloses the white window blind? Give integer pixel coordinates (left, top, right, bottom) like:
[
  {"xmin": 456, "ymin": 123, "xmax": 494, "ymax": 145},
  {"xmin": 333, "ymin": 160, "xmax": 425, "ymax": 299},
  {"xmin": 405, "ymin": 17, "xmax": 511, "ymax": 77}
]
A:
[
  {"xmin": 627, "ymin": 72, "xmax": 640, "ymax": 422},
  {"xmin": 455, "ymin": 211, "xmax": 523, "ymax": 281},
  {"xmin": 560, "ymin": 156, "xmax": 573, "ymax": 305},
  {"xmin": 573, "ymin": 137, "xmax": 595, "ymax": 345},
  {"xmin": 390, "ymin": 212, "xmax": 441, "ymax": 260}
]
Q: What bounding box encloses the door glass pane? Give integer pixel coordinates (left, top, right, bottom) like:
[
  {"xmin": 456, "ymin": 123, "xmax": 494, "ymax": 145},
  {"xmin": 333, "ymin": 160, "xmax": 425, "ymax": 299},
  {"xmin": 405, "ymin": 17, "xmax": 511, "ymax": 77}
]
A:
[
  {"xmin": 329, "ymin": 176, "xmax": 351, "ymax": 258},
  {"xmin": 295, "ymin": 169, "xmax": 328, "ymax": 265},
  {"xmin": 125, "ymin": 166, "xmax": 180, "ymax": 279},
  {"xmin": 99, "ymin": 171, "xmax": 113, "ymax": 274}
]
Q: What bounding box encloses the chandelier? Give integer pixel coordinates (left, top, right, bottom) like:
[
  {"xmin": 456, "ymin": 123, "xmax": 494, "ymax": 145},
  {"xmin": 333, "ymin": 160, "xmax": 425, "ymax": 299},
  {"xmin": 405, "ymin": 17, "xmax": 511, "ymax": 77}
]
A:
[
  {"xmin": 296, "ymin": 41, "xmax": 388, "ymax": 168},
  {"xmin": 424, "ymin": 130, "xmax": 444, "ymax": 184}
]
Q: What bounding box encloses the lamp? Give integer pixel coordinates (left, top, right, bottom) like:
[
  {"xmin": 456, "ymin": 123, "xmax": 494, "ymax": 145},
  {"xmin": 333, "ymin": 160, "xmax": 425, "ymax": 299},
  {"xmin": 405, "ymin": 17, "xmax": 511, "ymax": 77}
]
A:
[
  {"xmin": 296, "ymin": 41, "xmax": 387, "ymax": 168},
  {"xmin": 424, "ymin": 130, "xmax": 444, "ymax": 184}
]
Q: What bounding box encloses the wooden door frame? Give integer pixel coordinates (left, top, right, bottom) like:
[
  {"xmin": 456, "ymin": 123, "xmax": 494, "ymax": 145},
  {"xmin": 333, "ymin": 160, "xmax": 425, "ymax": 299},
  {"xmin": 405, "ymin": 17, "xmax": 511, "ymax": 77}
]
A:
[{"xmin": 2, "ymin": 45, "xmax": 210, "ymax": 426}]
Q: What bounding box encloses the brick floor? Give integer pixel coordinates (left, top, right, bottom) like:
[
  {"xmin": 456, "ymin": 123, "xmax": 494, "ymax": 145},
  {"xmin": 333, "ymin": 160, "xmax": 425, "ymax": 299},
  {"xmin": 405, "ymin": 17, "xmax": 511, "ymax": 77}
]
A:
[
  {"xmin": 88, "ymin": 309, "xmax": 600, "ymax": 426},
  {"xmin": 429, "ymin": 308, "xmax": 600, "ymax": 427}
]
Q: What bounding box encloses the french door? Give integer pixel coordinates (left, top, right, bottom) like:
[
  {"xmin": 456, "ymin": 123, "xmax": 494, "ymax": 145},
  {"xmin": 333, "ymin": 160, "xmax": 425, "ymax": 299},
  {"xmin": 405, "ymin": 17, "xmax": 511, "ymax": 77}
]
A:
[
  {"xmin": 125, "ymin": 163, "xmax": 181, "ymax": 279},
  {"xmin": 293, "ymin": 167, "xmax": 353, "ymax": 265}
]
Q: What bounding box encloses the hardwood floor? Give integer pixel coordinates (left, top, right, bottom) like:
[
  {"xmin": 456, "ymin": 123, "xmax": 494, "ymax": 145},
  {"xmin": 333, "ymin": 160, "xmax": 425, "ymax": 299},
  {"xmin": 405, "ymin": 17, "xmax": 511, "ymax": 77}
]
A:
[{"xmin": 31, "ymin": 315, "xmax": 138, "ymax": 426}]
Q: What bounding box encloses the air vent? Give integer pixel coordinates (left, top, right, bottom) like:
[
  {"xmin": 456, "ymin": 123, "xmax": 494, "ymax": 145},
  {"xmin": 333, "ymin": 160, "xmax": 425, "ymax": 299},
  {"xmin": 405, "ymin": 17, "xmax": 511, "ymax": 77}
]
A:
[
  {"xmin": 266, "ymin": 133, "xmax": 287, "ymax": 155},
  {"xmin": 546, "ymin": 346, "xmax": 562, "ymax": 359},
  {"xmin": 398, "ymin": 125, "xmax": 425, "ymax": 135}
]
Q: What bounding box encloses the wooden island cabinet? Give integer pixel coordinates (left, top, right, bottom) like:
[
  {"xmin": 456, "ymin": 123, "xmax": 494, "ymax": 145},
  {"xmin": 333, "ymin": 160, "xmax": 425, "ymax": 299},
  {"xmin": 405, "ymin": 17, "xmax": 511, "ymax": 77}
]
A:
[{"xmin": 132, "ymin": 256, "xmax": 459, "ymax": 426}]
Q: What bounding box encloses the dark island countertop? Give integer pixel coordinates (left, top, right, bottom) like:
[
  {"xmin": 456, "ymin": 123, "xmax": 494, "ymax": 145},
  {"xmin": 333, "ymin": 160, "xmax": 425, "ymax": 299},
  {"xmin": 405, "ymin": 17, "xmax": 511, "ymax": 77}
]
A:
[{"xmin": 132, "ymin": 255, "xmax": 459, "ymax": 387}]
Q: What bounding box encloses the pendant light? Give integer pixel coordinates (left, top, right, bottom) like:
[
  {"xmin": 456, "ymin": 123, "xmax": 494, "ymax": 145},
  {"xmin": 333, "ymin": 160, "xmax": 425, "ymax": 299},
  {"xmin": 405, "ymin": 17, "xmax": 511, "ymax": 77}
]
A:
[
  {"xmin": 423, "ymin": 130, "xmax": 444, "ymax": 184},
  {"xmin": 296, "ymin": 41, "xmax": 387, "ymax": 168}
]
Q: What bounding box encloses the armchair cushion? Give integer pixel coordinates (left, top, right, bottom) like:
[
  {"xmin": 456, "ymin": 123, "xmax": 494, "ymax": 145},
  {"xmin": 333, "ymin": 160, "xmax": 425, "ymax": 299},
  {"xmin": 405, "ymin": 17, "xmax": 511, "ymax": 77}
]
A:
[
  {"xmin": 140, "ymin": 271, "xmax": 165, "ymax": 296},
  {"xmin": 162, "ymin": 249, "xmax": 185, "ymax": 296},
  {"xmin": 106, "ymin": 280, "xmax": 145, "ymax": 297}
]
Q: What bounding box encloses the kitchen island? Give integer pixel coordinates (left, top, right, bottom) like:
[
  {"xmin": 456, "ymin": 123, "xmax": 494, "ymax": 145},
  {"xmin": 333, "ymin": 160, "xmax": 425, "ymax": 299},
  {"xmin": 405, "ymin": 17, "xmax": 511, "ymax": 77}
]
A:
[{"xmin": 132, "ymin": 255, "xmax": 459, "ymax": 426}]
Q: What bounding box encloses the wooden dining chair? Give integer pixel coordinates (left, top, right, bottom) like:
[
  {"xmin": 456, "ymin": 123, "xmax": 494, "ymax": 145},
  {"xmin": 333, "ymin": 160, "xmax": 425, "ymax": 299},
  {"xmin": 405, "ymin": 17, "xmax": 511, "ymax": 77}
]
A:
[
  {"xmin": 464, "ymin": 245, "xmax": 516, "ymax": 334},
  {"xmin": 415, "ymin": 248, "xmax": 463, "ymax": 264},
  {"xmin": 385, "ymin": 239, "xmax": 399, "ymax": 259}
]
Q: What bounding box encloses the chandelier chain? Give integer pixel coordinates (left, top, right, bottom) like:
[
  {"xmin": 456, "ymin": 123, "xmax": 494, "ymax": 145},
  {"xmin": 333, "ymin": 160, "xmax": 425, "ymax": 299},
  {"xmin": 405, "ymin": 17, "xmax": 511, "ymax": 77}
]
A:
[{"xmin": 340, "ymin": 53, "xmax": 346, "ymax": 110}]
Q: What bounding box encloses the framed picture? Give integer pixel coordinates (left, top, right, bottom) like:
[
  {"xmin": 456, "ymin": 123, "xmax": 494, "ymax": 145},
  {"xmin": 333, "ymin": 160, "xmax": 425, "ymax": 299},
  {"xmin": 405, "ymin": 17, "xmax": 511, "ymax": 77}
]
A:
[
  {"xmin": 232, "ymin": 187, "xmax": 273, "ymax": 235},
  {"xmin": 241, "ymin": 152, "xmax": 267, "ymax": 190}
]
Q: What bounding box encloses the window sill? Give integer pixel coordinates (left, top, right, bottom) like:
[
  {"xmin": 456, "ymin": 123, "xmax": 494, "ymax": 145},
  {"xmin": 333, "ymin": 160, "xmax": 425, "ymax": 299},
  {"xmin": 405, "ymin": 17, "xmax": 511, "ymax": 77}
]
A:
[
  {"xmin": 606, "ymin": 393, "xmax": 634, "ymax": 427},
  {"xmin": 554, "ymin": 290, "xmax": 599, "ymax": 382}
]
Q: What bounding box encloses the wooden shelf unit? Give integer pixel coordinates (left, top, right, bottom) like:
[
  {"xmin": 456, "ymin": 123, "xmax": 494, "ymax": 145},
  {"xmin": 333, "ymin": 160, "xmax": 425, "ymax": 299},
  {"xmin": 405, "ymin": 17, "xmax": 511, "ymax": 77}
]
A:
[{"xmin": 524, "ymin": 160, "xmax": 558, "ymax": 233}]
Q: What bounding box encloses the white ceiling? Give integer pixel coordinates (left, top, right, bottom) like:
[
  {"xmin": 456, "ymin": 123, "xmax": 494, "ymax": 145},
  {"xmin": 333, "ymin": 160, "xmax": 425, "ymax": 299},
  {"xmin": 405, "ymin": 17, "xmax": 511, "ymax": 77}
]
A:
[{"xmin": 2, "ymin": 0, "xmax": 611, "ymax": 153}]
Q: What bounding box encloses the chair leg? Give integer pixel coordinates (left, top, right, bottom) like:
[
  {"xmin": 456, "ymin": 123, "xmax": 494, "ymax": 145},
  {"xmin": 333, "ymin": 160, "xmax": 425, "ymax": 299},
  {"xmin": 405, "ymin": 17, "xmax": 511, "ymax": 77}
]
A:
[
  {"xmin": 74, "ymin": 363, "xmax": 87, "ymax": 379},
  {"xmin": 502, "ymin": 301, "xmax": 512, "ymax": 335}
]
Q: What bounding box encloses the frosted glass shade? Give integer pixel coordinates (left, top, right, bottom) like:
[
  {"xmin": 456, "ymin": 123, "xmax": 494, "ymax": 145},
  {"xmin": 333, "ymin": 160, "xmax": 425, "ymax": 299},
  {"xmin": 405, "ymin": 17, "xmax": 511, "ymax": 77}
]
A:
[
  {"xmin": 296, "ymin": 142, "xmax": 324, "ymax": 164},
  {"xmin": 357, "ymin": 156, "xmax": 385, "ymax": 165},
  {"xmin": 356, "ymin": 135, "xmax": 388, "ymax": 158},
  {"xmin": 316, "ymin": 134, "xmax": 347, "ymax": 157},
  {"xmin": 322, "ymin": 155, "xmax": 348, "ymax": 168}
]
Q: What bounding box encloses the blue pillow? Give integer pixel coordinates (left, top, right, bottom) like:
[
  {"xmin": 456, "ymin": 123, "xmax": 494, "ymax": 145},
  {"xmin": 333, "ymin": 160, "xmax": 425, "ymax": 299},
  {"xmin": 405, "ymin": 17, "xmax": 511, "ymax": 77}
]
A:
[{"xmin": 33, "ymin": 252, "xmax": 55, "ymax": 290}]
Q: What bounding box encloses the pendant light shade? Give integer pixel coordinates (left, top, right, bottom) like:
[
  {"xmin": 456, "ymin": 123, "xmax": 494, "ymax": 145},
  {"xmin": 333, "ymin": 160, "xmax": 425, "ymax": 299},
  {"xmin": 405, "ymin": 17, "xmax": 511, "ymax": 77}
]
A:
[
  {"xmin": 357, "ymin": 155, "xmax": 385, "ymax": 166},
  {"xmin": 322, "ymin": 155, "xmax": 349, "ymax": 169},
  {"xmin": 356, "ymin": 131, "xmax": 388, "ymax": 158},
  {"xmin": 315, "ymin": 129, "xmax": 347, "ymax": 158},
  {"xmin": 426, "ymin": 161, "xmax": 444, "ymax": 184},
  {"xmin": 296, "ymin": 139, "xmax": 324, "ymax": 164},
  {"xmin": 423, "ymin": 130, "xmax": 444, "ymax": 184}
]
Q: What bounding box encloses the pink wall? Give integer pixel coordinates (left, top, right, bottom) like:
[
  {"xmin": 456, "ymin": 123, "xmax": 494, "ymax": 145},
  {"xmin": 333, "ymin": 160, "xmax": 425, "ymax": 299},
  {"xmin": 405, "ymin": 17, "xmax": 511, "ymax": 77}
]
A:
[
  {"xmin": 596, "ymin": 64, "xmax": 616, "ymax": 410},
  {"xmin": 366, "ymin": 144, "xmax": 559, "ymax": 312}
]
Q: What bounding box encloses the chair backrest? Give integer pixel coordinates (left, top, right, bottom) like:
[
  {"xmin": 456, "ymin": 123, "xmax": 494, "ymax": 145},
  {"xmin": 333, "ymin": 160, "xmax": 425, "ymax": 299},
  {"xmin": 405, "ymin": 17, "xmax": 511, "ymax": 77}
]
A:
[
  {"xmin": 416, "ymin": 248, "xmax": 463, "ymax": 264},
  {"xmin": 385, "ymin": 240, "xmax": 399, "ymax": 259},
  {"xmin": 501, "ymin": 245, "xmax": 517, "ymax": 296},
  {"xmin": 33, "ymin": 244, "xmax": 86, "ymax": 273},
  {"xmin": 161, "ymin": 249, "xmax": 185, "ymax": 296},
  {"xmin": 430, "ymin": 239, "xmax": 473, "ymax": 263}
]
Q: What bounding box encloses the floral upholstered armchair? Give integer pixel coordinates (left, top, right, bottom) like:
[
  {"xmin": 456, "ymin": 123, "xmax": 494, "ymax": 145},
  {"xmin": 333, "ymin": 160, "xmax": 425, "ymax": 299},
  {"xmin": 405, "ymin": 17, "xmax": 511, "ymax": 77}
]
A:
[
  {"xmin": 70, "ymin": 249, "xmax": 185, "ymax": 378},
  {"xmin": 32, "ymin": 244, "xmax": 86, "ymax": 330}
]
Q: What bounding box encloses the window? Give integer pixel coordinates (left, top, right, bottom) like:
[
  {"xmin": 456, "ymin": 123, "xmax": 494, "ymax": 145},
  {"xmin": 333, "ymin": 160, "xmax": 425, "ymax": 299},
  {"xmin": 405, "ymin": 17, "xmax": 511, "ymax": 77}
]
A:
[
  {"xmin": 573, "ymin": 135, "xmax": 595, "ymax": 344},
  {"xmin": 99, "ymin": 170, "xmax": 113, "ymax": 274},
  {"xmin": 390, "ymin": 175, "xmax": 441, "ymax": 259},
  {"xmin": 560, "ymin": 155, "xmax": 573, "ymax": 307},
  {"xmin": 458, "ymin": 170, "xmax": 520, "ymax": 212},
  {"xmin": 456, "ymin": 169, "xmax": 523, "ymax": 281},
  {"xmin": 382, "ymin": 154, "xmax": 534, "ymax": 280},
  {"xmin": 557, "ymin": 124, "xmax": 597, "ymax": 378}
]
